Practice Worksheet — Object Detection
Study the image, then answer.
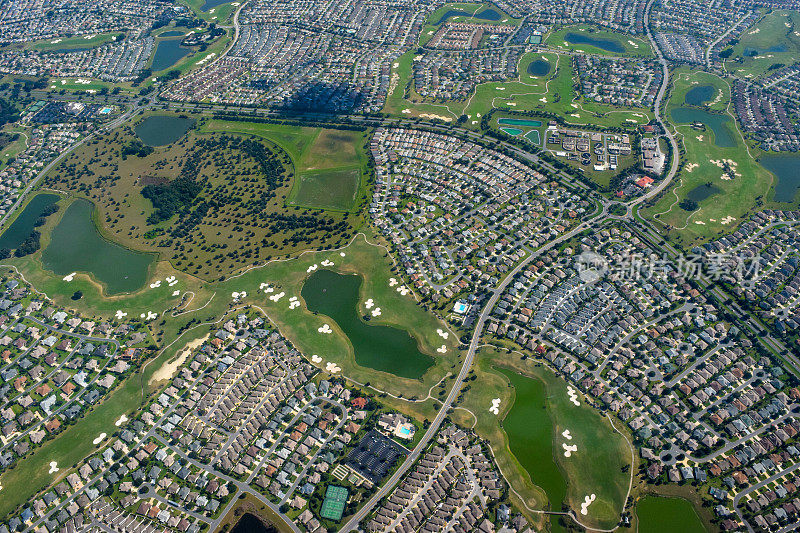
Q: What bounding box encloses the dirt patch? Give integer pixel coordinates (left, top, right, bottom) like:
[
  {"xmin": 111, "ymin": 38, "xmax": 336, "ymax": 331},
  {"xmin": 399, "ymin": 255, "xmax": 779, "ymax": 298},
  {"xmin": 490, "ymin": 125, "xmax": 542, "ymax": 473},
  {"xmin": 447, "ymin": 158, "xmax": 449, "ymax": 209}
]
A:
[{"xmin": 149, "ymin": 333, "xmax": 209, "ymax": 385}]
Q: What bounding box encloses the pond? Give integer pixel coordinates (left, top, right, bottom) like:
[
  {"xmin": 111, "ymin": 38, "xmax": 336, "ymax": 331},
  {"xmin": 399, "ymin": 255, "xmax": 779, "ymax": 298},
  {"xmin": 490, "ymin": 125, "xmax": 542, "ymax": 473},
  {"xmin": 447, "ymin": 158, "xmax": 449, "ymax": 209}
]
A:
[
  {"xmin": 230, "ymin": 513, "xmax": 278, "ymax": 533},
  {"xmin": 527, "ymin": 58, "xmax": 551, "ymax": 77},
  {"xmin": 743, "ymin": 44, "xmax": 787, "ymax": 57},
  {"xmin": 636, "ymin": 496, "xmax": 706, "ymax": 533},
  {"xmin": 435, "ymin": 7, "xmax": 501, "ymax": 25},
  {"xmin": 687, "ymin": 183, "xmax": 721, "ymax": 203},
  {"xmin": 0, "ymin": 193, "xmax": 60, "ymax": 250},
  {"xmin": 670, "ymin": 107, "xmax": 736, "ymax": 148},
  {"xmin": 301, "ymin": 269, "xmax": 434, "ymax": 379},
  {"xmin": 150, "ymin": 39, "xmax": 190, "ymax": 72},
  {"xmin": 500, "ymin": 127, "xmax": 523, "ymax": 136},
  {"xmin": 684, "ymin": 84, "xmax": 715, "ymax": 106},
  {"xmin": 525, "ymin": 129, "xmax": 541, "ymax": 145},
  {"xmin": 201, "ymin": 0, "xmax": 232, "ymax": 10},
  {"xmin": 42, "ymin": 199, "xmax": 155, "ymax": 295},
  {"xmin": 564, "ymin": 32, "xmax": 625, "ymax": 54},
  {"xmin": 762, "ymin": 154, "xmax": 800, "ymax": 203},
  {"xmin": 496, "ymin": 367, "xmax": 569, "ymax": 533},
  {"xmin": 498, "ymin": 118, "xmax": 542, "ymax": 128},
  {"xmin": 134, "ymin": 115, "xmax": 195, "ymax": 146}
]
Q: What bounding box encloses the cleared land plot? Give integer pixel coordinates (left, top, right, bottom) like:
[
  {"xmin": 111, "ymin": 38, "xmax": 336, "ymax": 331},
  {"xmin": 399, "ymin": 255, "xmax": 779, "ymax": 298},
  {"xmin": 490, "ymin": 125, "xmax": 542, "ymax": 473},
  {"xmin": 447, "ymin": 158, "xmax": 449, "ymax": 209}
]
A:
[{"xmin": 290, "ymin": 168, "xmax": 361, "ymax": 210}]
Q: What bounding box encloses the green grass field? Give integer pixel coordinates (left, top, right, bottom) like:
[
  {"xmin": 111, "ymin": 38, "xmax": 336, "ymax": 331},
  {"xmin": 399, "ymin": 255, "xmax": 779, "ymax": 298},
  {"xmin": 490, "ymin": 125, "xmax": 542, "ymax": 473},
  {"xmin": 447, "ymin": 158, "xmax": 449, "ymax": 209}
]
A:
[
  {"xmin": 725, "ymin": 10, "xmax": 800, "ymax": 79},
  {"xmin": 644, "ymin": 68, "xmax": 775, "ymax": 246},
  {"xmin": 290, "ymin": 168, "xmax": 361, "ymax": 211},
  {"xmin": 453, "ymin": 348, "xmax": 632, "ymax": 530},
  {"xmin": 544, "ymin": 24, "xmax": 653, "ymax": 58}
]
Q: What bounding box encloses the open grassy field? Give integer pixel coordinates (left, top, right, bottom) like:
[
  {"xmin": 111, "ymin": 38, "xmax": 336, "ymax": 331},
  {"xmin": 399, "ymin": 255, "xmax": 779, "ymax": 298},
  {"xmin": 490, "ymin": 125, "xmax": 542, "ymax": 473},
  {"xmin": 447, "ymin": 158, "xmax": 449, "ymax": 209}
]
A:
[
  {"xmin": 182, "ymin": 0, "xmax": 238, "ymax": 23},
  {"xmin": 644, "ymin": 68, "xmax": 775, "ymax": 246},
  {"xmin": 725, "ymin": 10, "xmax": 800, "ymax": 79},
  {"xmin": 290, "ymin": 168, "xmax": 361, "ymax": 211},
  {"xmin": 453, "ymin": 347, "xmax": 632, "ymax": 531},
  {"xmin": 544, "ymin": 24, "xmax": 653, "ymax": 58},
  {"xmin": 0, "ymin": 32, "xmax": 122, "ymax": 53},
  {"xmin": 41, "ymin": 113, "xmax": 369, "ymax": 281}
]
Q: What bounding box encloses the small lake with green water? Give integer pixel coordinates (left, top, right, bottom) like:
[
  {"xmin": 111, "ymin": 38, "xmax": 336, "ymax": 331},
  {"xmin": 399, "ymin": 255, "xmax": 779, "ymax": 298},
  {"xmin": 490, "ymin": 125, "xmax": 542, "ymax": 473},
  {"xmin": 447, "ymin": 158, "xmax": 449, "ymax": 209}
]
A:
[
  {"xmin": 687, "ymin": 184, "xmax": 721, "ymax": 203},
  {"xmin": 134, "ymin": 115, "xmax": 195, "ymax": 146},
  {"xmin": 500, "ymin": 127, "xmax": 523, "ymax": 136},
  {"xmin": 497, "ymin": 367, "xmax": 568, "ymax": 533},
  {"xmin": 636, "ymin": 496, "xmax": 706, "ymax": 533},
  {"xmin": 762, "ymin": 154, "xmax": 800, "ymax": 203},
  {"xmin": 0, "ymin": 193, "xmax": 59, "ymax": 250},
  {"xmin": 42, "ymin": 199, "xmax": 155, "ymax": 294},
  {"xmin": 564, "ymin": 32, "xmax": 625, "ymax": 54},
  {"xmin": 151, "ymin": 39, "xmax": 190, "ymax": 72},
  {"xmin": 684, "ymin": 85, "xmax": 715, "ymax": 106},
  {"xmin": 527, "ymin": 59, "xmax": 551, "ymax": 77},
  {"xmin": 301, "ymin": 269, "xmax": 434, "ymax": 379},
  {"xmin": 498, "ymin": 118, "xmax": 542, "ymax": 128},
  {"xmin": 670, "ymin": 107, "xmax": 736, "ymax": 148}
]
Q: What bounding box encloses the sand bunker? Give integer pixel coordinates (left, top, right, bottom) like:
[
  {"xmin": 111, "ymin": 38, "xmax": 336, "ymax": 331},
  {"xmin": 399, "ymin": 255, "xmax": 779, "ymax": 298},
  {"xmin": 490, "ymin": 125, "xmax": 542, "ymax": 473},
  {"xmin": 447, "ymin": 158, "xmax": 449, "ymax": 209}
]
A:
[
  {"xmin": 63, "ymin": 272, "xmax": 76, "ymax": 282},
  {"xmin": 48, "ymin": 461, "xmax": 59, "ymax": 474},
  {"xmin": 172, "ymin": 290, "xmax": 180, "ymax": 296},
  {"xmin": 318, "ymin": 324, "xmax": 332, "ymax": 334},
  {"xmin": 562, "ymin": 429, "xmax": 572, "ymax": 440},
  {"xmin": 115, "ymin": 415, "xmax": 128, "ymax": 427},
  {"xmin": 150, "ymin": 334, "xmax": 209, "ymax": 384},
  {"xmin": 686, "ymin": 163, "xmax": 699, "ymax": 172},
  {"xmin": 269, "ymin": 291, "xmax": 285, "ymax": 302},
  {"xmin": 93, "ymin": 433, "xmax": 107, "ymax": 445},
  {"xmin": 150, "ymin": 281, "xmax": 162, "ymax": 289},
  {"xmin": 325, "ymin": 362, "xmax": 341, "ymax": 373},
  {"xmin": 581, "ymin": 494, "xmax": 596, "ymax": 515},
  {"xmin": 436, "ymin": 329, "xmax": 449, "ymax": 339},
  {"xmin": 436, "ymin": 344, "xmax": 447, "ymax": 353},
  {"xmin": 340, "ymin": 252, "xmax": 346, "ymax": 257},
  {"xmin": 321, "ymin": 259, "xmax": 334, "ymax": 267},
  {"xmin": 311, "ymin": 355, "xmax": 323, "ymax": 363},
  {"xmin": 115, "ymin": 310, "xmax": 127, "ymax": 320},
  {"xmin": 567, "ymin": 386, "xmax": 581, "ymax": 406},
  {"xmin": 389, "ymin": 278, "xmax": 398, "ymax": 287},
  {"xmin": 396, "ymin": 286, "xmax": 410, "ymax": 296},
  {"xmin": 365, "ymin": 299, "xmax": 374, "ymax": 309},
  {"xmin": 489, "ymin": 398, "xmax": 501, "ymax": 415},
  {"xmin": 371, "ymin": 308, "xmax": 382, "ymax": 317},
  {"xmin": 562, "ymin": 443, "xmax": 578, "ymax": 457},
  {"xmin": 307, "ymin": 264, "xmax": 318, "ymax": 273}
]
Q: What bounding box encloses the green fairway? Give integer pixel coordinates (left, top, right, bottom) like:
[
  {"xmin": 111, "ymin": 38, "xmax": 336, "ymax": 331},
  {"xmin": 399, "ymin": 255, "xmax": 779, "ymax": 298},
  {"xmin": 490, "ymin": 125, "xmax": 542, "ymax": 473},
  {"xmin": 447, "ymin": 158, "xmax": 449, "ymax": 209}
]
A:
[
  {"xmin": 544, "ymin": 24, "xmax": 653, "ymax": 57},
  {"xmin": 725, "ymin": 11, "xmax": 800, "ymax": 79},
  {"xmin": 635, "ymin": 496, "xmax": 706, "ymax": 533},
  {"xmin": 645, "ymin": 68, "xmax": 775, "ymax": 245},
  {"xmin": 454, "ymin": 348, "xmax": 632, "ymax": 530}
]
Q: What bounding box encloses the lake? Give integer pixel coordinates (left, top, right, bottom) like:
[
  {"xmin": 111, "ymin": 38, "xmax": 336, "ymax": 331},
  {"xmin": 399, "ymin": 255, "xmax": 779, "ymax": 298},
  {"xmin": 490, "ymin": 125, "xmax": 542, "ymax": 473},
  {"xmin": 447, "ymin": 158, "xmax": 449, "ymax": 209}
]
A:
[
  {"xmin": 527, "ymin": 58, "xmax": 551, "ymax": 77},
  {"xmin": 525, "ymin": 129, "xmax": 541, "ymax": 145},
  {"xmin": 42, "ymin": 199, "xmax": 154, "ymax": 294},
  {"xmin": 0, "ymin": 193, "xmax": 59, "ymax": 250},
  {"xmin": 685, "ymin": 84, "xmax": 715, "ymax": 106},
  {"xmin": 498, "ymin": 118, "xmax": 542, "ymax": 128},
  {"xmin": 150, "ymin": 39, "xmax": 190, "ymax": 72},
  {"xmin": 762, "ymin": 154, "xmax": 800, "ymax": 203},
  {"xmin": 201, "ymin": 0, "xmax": 232, "ymax": 10},
  {"xmin": 670, "ymin": 107, "xmax": 736, "ymax": 148},
  {"xmin": 687, "ymin": 183, "xmax": 721, "ymax": 203},
  {"xmin": 435, "ymin": 7, "xmax": 501, "ymax": 25},
  {"xmin": 564, "ymin": 32, "xmax": 625, "ymax": 54},
  {"xmin": 230, "ymin": 513, "xmax": 278, "ymax": 533},
  {"xmin": 497, "ymin": 367, "xmax": 568, "ymax": 533},
  {"xmin": 134, "ymin": 115, "xmax": 195, "ymax": 146},
  {"xmin": 744, "ymin": 44, "xmax": 786, "ymax": 57},
  {"xmin": 301, "ymin": 269, "xmax": 434, "ymax": 379},
  {"xmin": 636, "ymin": 496, "xmax": 706, "ymax": 533}
]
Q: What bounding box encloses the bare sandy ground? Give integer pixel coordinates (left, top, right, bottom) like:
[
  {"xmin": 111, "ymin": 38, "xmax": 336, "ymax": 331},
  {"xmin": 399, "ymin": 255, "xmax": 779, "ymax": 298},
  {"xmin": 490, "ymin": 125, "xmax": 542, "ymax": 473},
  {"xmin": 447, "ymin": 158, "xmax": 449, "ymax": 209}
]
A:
[{"xmin": 149, "ymin": 334, "xmax": 209, "ymax": 385}]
